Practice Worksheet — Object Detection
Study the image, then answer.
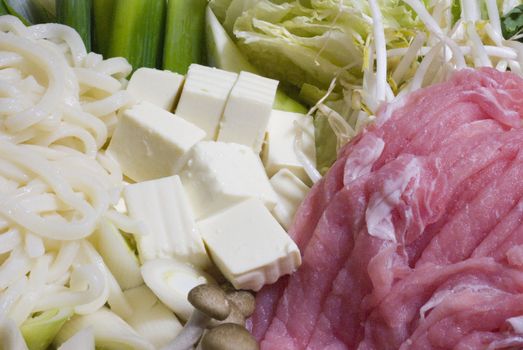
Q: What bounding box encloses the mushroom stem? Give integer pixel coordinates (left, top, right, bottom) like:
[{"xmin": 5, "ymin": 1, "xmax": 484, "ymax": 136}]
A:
[{"xmin": 161, "ymin": 310, "xmax": 209, "ymax": 350}]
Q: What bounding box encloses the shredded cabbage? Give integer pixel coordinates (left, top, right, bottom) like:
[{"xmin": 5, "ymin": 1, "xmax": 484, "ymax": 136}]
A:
[{"xmin": 211, "ymin": 0, "xmax": 523, "ymax": 172}]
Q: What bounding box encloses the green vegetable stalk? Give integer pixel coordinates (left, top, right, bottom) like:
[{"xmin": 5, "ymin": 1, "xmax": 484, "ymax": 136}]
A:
[
  {"xmin": 0, "ymin": 1, "xmax": 9, "ymax": 15},
  {"xmin": 92, "ymin": 0, "xmax": 114, "ymax": 54},
  {"xmin": 163, "ymin": 0, "xmax": 207, "ymax": 74},
  {"xmin": 107, "ymin": 0, "xmax": 166, "ymax": 70},
  {"xmin": 56, "ymin": 0, "xmax": 92, "ymax": 51},
  {"xmin": 3, "ymin": 0, "xmax": 55, "ymax": 24}
]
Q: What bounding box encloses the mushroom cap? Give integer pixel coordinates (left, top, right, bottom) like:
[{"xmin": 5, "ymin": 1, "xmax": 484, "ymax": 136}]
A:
[
  {"xmin": 209, "ymin": 303, "xmax": 245, "ymax": 328},
  {"xmin": 201, "ymin": 323, "xmax": 259, "ymax": 350},
  {"xmin": 188, "ymin": 284, "xmax": 231, "ymax": 321},
  {"xmin": 226, "ymin": 290, "xmax": 255, "ymax": 317}
]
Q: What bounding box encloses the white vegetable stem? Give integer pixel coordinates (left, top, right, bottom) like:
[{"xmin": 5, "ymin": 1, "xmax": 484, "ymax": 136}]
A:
[
  {"xmin": 461, "ymin": 0, "xmax": 480, "ymax": 21},
  {"xmin": 293, "ymin": 120, "xmax": 321, "ymax": 184},
  {"xmin": 402, "ymin": 0, "xmax": 466, "ymax": 68},
  {"xmin": 368, "ymin": 0, "xmax": 387, "ymax": 105},
  {"xmin": 485, "ymin": 0, "xmax": 502, "ymax": 36},
  {"xmin": 392, "ymin": 32, "xmax": 426, "ymax": 84}
]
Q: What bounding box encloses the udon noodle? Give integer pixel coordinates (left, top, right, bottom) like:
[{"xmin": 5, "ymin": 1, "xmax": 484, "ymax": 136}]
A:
[{"xmin": 0, "ymin": 15, "xmax": 137, "ymax": 345}]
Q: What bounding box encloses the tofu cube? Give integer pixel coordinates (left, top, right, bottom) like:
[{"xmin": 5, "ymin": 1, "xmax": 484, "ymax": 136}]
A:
[
  {"xmin": 263, "ymin": 110, "xmax": 316, "ymax": 184},
  {"xmin": 107, "ymin": 101, "xmax": 206, "ymax": 182},
  {"xmin": 175, "ymin": 64, "xmax": 238, "ymax": 140},
  {"xmin": 124, "ymin": 175, "xmax": 210, "ymax": 268},
  {"xmin": 199, "ymin": 198, "xmax": 301, "ymax": 291},
  {"xmin": 270, "ymin": 169, "xmax": 310, "ymax": 230},
  {"xmin": 126, "ymin": 68, "xmax": 184, "ymax": 111},
  {"xmin": 180, "ymin": 141, "xmax": 278, "ymax": 219},
  {"xmin": 217, "ymin": 71, "xmax": 278, "ymax": 153}
]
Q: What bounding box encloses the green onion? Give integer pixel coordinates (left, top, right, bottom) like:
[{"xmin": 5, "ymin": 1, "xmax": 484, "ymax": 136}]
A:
[
  {"xmin": 92, "ymin": 0, "xmax": 114, "ymax": 55},
  {"xmin": 0, "ymin": 1, "xmax": 9, "ymax": 15},
  {"xmin": 106, "ymin": 0, "xmax": 165, "ymax": 70},
  {"xmin": 3, "ymin": 0, "xmax": 54, "ymax": 24},
  {"xmin": 163, "ymin": 0, "xmax": 207, "ymax": 74},
  {"xmin": 56, "ymin": 0, "xmax": 92, "ymax": 52}
]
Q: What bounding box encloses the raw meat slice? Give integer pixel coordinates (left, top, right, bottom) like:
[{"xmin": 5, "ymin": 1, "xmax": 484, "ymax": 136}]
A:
[{"xmin": 251, "ymin": 68, "xmax": 523, "ymax": 350}]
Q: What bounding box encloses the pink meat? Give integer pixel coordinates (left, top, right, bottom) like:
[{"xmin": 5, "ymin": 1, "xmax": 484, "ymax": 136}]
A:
[{"xmin": 250, "ymin": 68, "xmax": 523, "ymax": 349}]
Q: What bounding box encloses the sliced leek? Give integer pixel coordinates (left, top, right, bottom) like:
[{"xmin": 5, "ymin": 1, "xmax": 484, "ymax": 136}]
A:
[
  {"xmin": 107, "ymin": 0, "xmax": 166, "ymax": 69},
  {"xmin": 141, "ymin": 259, "xmax": 214, "ymax": 321},
  {"xmin": 0, "ymin": 2, "xmax": 8, "ymax": 15},
  {"xmin": 3, "ymin": 0, "xmax": 54, "ymax": 25},
  {"xmin": 92, "ymin": 219, "xmax": 143, "ymax": 290},
  {"xmin": 57, "ymin": 327, "xmax": 94, "ymax": 350},
  {"xmin": 80, "ymin": 241, "xmax": 132, "ymax": 319},
  {"xmin": 20, "ymin": 308, "xmax": 73, "ymax": 350},
  {"xmin": 124, "ymin": 286, "xmax": 182, "ymax": 348},
  {"xmin": 53, "ymin": 307, "xmax": 154, "ymax": 350},
  {"xmin": 163, "ymin": 0, "xmax": 207, "ymax": 74},
  {"xmin": 92, "ymin": 0, "xmax": 114, "ymax": 54}
]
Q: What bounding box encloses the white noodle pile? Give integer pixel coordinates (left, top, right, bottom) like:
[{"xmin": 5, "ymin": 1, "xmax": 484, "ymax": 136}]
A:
[{"xmin": 0, "ymin": 14, "xmax": 135, "ymax": 336}]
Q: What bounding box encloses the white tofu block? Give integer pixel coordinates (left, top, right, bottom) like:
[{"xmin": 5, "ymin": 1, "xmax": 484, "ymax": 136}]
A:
[
  {"xmin": 217, "ymin": 71, "xmax": 278, "ymax": 152},
  {"xmin": 270, "ymin": 169, "xmax": 310, "ymax": 230},
  {"xmin": 175, "ymin": 64, "xmax": 238, "ymax": 140},
  {"xmin": 199, "ymin": 198, "xmax": 301, "ymax": 291},
  {"xmin": 107, "ymin": 101, "xmax": 206, "ymax": 182},
  {"xmin": 180, "ymin": 141, "xmax": 278, "ymax": 219},
  {"xmin": 263, "ymin": 110, "xmax": 316, "ymax": 184},
  {"xmin": 124, "ymin": 175, "xmax": 210, "ymax": 268},
  {"xmin": 126, "ymin": 68, "xmax": 184, "ymax": 111}
]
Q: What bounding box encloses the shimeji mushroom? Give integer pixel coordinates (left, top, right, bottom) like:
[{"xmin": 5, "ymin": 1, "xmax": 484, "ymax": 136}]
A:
[
  {"xmin": 226, "ymin": 290, "xmax": 255, "ymax": 318},
  {"xmin": 161, "ymin": 284, "xmax": 230, "ymax": 350},
  {"xmin": 208, "ymin": 303, "xmax": 244, "ymax": 328},
  {"xmin": 200, "ymin": 323, "xmax": 258, "ymax": 350},
  {"xmin": 209, "ymin": 289, "xmax": 255, "ymax": 327},
  {"xmin": 217, "ymin": 284, "xmax": 256, "ymax": 321}
]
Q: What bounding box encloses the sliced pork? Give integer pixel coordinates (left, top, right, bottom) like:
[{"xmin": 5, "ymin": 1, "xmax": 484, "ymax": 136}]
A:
[{"xmin": 249, "ymin": 68, "xmax": 523, "ymax": 349}]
